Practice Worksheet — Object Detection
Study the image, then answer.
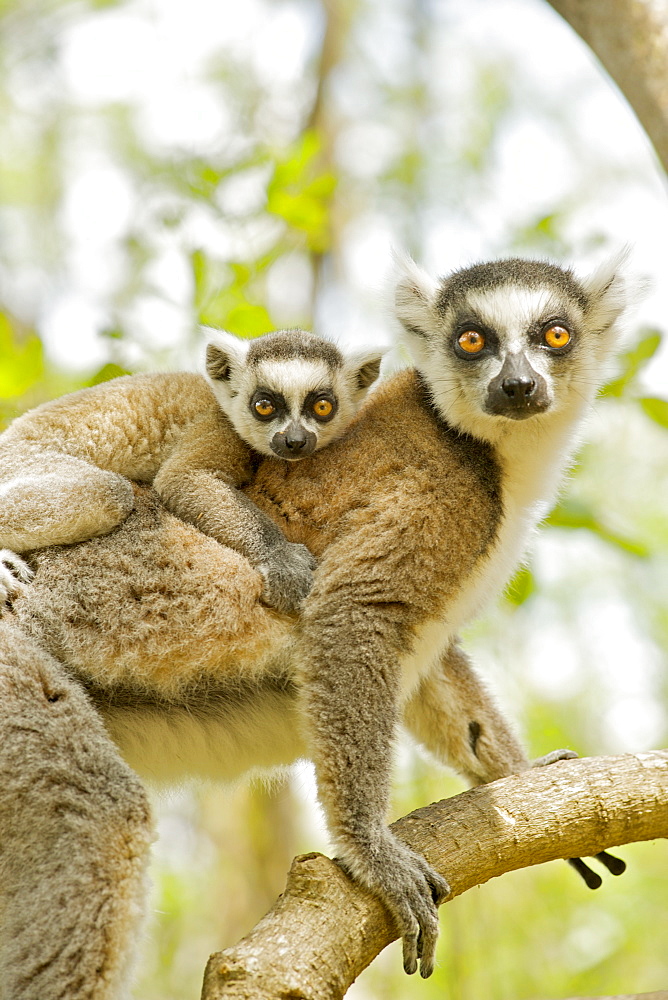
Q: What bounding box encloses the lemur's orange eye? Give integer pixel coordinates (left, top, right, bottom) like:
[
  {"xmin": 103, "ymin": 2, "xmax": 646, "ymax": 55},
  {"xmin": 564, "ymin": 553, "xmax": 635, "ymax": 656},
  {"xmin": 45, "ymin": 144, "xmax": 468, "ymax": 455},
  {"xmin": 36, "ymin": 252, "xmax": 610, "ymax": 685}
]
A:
[
  {"xmin": 458, "ymin": 330, "xmax": 485, "ymax": 354},
  {"xmin": 254, "ymin": 399, "xmax": 275, "ymax": 417},
  {"xmin": 313, "ymin": 398, "xmax": 333, "ymax": 418},
  {"xmin": 544, "ymin": 325, "xmax": 571, "ymax": 349}
]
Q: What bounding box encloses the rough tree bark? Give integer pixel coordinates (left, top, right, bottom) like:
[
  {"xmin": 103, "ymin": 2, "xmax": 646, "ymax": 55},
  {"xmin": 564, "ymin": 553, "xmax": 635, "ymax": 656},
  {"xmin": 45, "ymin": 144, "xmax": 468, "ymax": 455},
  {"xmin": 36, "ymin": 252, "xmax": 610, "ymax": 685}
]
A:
[
  {"xmin": 201, "ymin": 751, "xmax": 668, "ymax": 1000},
  {"xmin": 545, "ymin": 0, "xmax": 668, "ymax": 173}
]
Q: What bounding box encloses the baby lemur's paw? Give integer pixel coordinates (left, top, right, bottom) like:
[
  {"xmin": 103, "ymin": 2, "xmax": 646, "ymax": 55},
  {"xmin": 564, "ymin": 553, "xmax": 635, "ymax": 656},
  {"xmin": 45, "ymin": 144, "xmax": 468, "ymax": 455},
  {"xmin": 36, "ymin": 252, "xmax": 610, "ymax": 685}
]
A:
[
  {"xmin": 0, "ymin": 550, "xmax": 34, "ymax": 609},
  {"xmin": 258, "ymin": 542, "xmax": 317, "ymax": 614},
  {"xmin": 338, "ymin": 829, "xmax": 449, "ymax": 979},
  {"xmin": 531, "ymin": 747, "xmax": 578, "ymax": 768}
]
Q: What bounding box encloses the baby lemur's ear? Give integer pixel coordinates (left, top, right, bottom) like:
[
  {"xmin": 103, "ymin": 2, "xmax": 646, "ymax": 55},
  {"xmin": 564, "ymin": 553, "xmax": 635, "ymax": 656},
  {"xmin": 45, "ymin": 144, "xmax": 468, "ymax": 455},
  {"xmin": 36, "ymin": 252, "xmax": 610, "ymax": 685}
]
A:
[
  {"xmin": 344, "ymin": 347, "xmax": 387, "ymax": 392},
  {"xmin": 393, "ymin": 252, "xmax": 439, "ymax": 342},
  {"xmin": 203, "ymin": 328, "xmax": 251, "ymax": 383}
]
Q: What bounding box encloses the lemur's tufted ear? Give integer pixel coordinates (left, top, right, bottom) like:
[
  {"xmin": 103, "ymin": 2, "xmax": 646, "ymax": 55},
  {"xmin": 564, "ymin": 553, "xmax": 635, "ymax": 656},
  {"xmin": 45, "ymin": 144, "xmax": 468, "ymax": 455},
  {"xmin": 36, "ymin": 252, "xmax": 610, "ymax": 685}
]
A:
[
  {"xmin": 580, "ymin": 250, "xmax": 629, "ymax": 338},
  {"xmin": 343, "ymin": 346, "xmax": 387, "ymax": 396},
  {"xmin": 393, "ymin": 252, "xmax": 439, "ymax": 342}
]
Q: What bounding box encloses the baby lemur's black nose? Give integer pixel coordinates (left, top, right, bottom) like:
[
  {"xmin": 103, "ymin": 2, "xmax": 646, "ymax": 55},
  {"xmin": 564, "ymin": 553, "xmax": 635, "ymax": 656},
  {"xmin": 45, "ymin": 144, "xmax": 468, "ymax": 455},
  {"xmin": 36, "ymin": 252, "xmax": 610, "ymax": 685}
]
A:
[
  {"xmin": 271, "ymin": 423, "xmax": 318, "ymax": 459},
  {"xmin": 501, "ymin": 375, "xmax": 536, "ymax": 400},
  {"xmin": 285, "ymin": 430, "xmax": 307, "ymax": 450}
]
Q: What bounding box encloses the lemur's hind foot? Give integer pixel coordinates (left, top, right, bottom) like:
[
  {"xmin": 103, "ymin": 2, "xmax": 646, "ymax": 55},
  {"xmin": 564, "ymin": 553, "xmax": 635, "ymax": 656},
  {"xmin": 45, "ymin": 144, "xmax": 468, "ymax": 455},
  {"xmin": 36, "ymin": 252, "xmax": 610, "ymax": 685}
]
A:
[
  {"xmin": 531, "ymin": 748, "xmax": 627, "ymax": 889},
  {"xmin": 569, "ymin": 851, "xmax": 627, "ymax": 889}
]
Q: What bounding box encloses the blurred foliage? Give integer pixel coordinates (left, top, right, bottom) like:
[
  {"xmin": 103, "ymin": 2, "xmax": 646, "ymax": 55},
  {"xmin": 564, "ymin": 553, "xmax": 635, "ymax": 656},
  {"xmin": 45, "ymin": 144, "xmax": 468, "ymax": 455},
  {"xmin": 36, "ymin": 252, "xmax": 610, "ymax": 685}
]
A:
[
  {"xmin": 191, "ymin": 252, "xmax": 275, "ymax": 334},
  {"xmin": 602, "ymin": 329, "xmax": 662, "ymax": 399},
  {"xmin": 639, "ymin": 395, "xmax": 668, "ymax": 428},
  {"xmin": 85, "ymin": 361, "xmax": 131, "ymax": 386},
  {"xmin": 266, "ymin": 131, "xmax": 337, "ymax": 252},
  {"xmin": 545, "ymin": 499, "xmax": 649, "ymax": 558},
  {"xmin": 1, "ymin": 0, "xmax": 668, "ymax": 998},
  {"xmin": 0, "ymin": 311, "xmax": 84, "ymax": 426}
]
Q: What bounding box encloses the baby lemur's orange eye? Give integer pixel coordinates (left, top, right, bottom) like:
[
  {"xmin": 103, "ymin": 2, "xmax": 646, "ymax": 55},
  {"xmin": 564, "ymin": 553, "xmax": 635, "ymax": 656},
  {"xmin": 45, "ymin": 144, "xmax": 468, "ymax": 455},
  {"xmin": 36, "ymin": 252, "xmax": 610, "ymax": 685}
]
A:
[
  {"xmin": 544, "ymin": 325, "xmax": 571, "ymax": 350},
  {"xmin": 458, "ymin": 330, "xmax": 485, "ymax": 354},
  {"xmin": 254, "ymin": 399, "xmax": 275, "ymax": 417},
  {"xmin": 312, "ymin": 398, "xmax": 333, "ymax": 418}
]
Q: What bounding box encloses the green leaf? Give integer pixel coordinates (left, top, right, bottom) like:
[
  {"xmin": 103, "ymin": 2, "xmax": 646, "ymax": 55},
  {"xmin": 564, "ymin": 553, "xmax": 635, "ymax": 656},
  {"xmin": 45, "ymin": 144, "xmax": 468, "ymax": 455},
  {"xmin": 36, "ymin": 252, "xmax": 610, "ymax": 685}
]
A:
[
  {"xmin": 191, "ymin": 250, "xmax": 275, "ymax": 335},
  {"xmin": 639, "ymin": 396, "xmax": 668, "ymax": 429},
  {"xmin": 0, "ymin": 313, "xmax": 44, "ymax": 397},
  {"xmin": 546, "ymin": 499, "xmax": 648, "ymax": 557},
  {"xmin": 535, "ymin": 213, "xmax": 559, "ymax": 236},
  {"xmin": 546, "ymin": 498, "xmax": 597, "ymax": 531},
  {"xmin": 217, "ymin": 302, "xmax": 273, "ymax": 337},
  {"xmin": 266, "ymin": 132, "xmax": 336, "ymax": 253},
  {"xmin": 601, "ymin": 330, "xmax": 662, "ymax": 398},
  {"xmin": 190, "ymin": 249, "xmax": 209, "ymax": 311},
  {"xmin": 86, "ymin": 363, "xmax": 131, "ymax": 387}
]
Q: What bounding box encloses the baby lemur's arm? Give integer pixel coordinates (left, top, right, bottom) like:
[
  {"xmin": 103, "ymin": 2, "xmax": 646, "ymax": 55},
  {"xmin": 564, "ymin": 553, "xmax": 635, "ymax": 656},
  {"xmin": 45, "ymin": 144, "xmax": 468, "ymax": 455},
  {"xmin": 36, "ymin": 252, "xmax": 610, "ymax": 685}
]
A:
[
  {"xmin": 0, "ymin": 370, "xmax": 316, "ymax": 615},
  {"xmin": 153, "ymin": 409, "xmax": 316, "ymax": 615}
]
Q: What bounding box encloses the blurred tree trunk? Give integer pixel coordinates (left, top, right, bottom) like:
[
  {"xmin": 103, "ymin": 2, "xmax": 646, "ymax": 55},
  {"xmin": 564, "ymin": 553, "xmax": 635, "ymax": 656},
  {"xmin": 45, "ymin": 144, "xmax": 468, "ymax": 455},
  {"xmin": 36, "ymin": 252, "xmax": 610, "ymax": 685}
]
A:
[
  {"xmin": 546, "ymin": 0, "xmax": 668, "ymax": 173},
  {"xmin": 201, "ymin": 751, "xmax": 668, "ymax": 1000},
  {"xmin": 305, "ymin": 0, "xmax": 353, "ymax": 318},
  {"xmin": 199, "ymin": 781, "xmax": 301, "ymax": 951}
]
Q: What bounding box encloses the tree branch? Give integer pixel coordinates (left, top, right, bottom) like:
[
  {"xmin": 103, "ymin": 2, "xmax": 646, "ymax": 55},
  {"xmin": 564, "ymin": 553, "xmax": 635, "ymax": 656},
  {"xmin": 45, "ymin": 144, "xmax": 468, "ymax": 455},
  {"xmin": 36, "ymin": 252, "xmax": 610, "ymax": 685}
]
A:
[
  {"xmin": 201, "ymin": 751, "xmax": 668, "ymax": 1000},
  {"xmin": 545, "ymin": 0, "xmax": 668, "ymax": 173}
]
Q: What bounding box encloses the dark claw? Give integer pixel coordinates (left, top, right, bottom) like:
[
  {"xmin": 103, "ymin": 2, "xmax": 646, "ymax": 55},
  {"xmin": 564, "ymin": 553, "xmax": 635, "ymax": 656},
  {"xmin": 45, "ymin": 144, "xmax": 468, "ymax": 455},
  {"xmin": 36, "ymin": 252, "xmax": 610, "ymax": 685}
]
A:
[
  {"xmin": 568, "ymin": 857, "xmax": 603, "ymax": 889},
  {"xmin": 595, "ymin": 850, "xmax": 626, "ymax": 876},
  {"xmin": 428, "ymin": 875, "xmax": 450, "ymax": 906}
]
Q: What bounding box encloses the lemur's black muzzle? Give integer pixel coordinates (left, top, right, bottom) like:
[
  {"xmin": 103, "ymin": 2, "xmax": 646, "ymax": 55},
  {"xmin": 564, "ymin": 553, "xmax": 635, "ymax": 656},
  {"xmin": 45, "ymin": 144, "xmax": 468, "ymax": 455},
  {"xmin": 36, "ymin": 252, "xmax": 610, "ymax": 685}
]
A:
[
  {"xmin": 485, "ymin": 352, "xmax": 550, "ymax": 419},
  {"xmin": 271, "ymin": 422, "xmax": 318, "ymax": 459}
]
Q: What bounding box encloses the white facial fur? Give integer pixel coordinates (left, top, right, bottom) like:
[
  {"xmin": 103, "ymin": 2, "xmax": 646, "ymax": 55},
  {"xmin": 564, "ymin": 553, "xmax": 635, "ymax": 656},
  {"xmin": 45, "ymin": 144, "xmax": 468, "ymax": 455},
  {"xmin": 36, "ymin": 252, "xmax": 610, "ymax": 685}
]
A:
[
  {"xmin": 226, "ymin": 356, "xmax": 350, "ymax": 456},
  {"xmin": 203, "ymin": 328, "xmax": 385, "ymax": 459},
  {"xmin": 394, "ymin": 254, "xmax": 627, "ymax": 449}
]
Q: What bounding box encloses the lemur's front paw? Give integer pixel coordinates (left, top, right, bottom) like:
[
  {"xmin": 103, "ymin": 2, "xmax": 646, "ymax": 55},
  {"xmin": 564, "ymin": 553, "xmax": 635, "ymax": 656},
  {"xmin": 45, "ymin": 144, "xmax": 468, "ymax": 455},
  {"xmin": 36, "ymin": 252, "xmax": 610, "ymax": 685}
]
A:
[
  {"xmin": 0, "ymin": 550, "xmax": 34, "ymax": 609},
  {"xmin": 338, "ymin": 829, "xmax": 449, "ymax": 978},
  {"xmin": 258, "ymin": 542, "xmax": 317, "ymax": 614}
]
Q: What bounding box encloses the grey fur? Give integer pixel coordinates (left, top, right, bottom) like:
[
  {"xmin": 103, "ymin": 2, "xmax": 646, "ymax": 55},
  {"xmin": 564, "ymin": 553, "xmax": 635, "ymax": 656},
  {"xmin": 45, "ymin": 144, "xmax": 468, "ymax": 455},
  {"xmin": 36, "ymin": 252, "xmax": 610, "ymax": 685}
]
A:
[
  {"xmin": 436, "ymin": 257, "xmax": 590, "ymax": 312},
  {"xmin": 246, "ymin": 328, "xmax": 344, "ymax": 368},
  {"xmin": 0, "ymin": 622, "xmax": 153, "ymax": 1000}
]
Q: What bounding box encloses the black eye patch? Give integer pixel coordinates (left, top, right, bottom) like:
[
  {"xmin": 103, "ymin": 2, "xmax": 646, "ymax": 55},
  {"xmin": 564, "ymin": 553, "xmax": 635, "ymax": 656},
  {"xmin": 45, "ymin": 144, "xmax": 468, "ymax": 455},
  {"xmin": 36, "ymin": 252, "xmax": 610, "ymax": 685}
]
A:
[
  {"xmin": 452, "ymin": 316, "xmax": 499, "ymax": 360},
  {"xmin": 303, "ymin": 389, "xmax": 338, "ymax": 423},
  {"xmin": 249, "ymin": 389, "xmax": 287, "ymax": 422},
  {"xmin": 527, "ymin": 316, "xmax": 577, "ymax": 355}
]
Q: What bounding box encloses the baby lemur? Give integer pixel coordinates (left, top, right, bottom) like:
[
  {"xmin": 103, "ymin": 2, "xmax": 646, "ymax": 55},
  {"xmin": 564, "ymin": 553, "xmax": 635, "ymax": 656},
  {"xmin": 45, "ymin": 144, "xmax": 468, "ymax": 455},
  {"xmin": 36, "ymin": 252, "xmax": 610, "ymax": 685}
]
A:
[
  {"xmin": 0, "ymin": 255, "xmax": 629, "ymax": 997},
  {"xmin": 0, "ymin": 327, "xmax": 384, "ymax": 614}
]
